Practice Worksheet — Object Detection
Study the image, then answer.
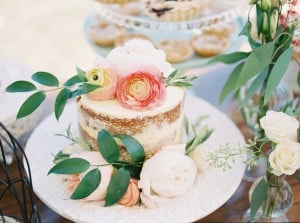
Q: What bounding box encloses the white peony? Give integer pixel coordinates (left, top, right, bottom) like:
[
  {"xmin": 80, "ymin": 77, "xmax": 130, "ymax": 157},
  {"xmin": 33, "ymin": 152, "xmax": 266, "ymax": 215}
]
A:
[
  {"xmin": 260, "ymin": 110, "xmax": 299, "ymax": 143},
  {"xmin": 138, "ymin": 145, "xmax": 197, "ymax": 208},
  {"xmin": 106, "ymin": 39, "xmax": 174, "ymax": 77},
  {"xmin": 69, "ymin": 151, "xmax": 113, "ymax": 201},
  {"xmin": 269, "ymin": 141, "xmax": 300, "ymax": 176}
]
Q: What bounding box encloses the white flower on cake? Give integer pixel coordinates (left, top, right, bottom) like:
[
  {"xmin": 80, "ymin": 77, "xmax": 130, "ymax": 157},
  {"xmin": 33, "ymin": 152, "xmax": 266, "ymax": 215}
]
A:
[
  {"xmin": 269, "ymin": 141, "xmax": 300, "ymax": 176},
  {"xmin": 138, "ymin": 144, "xmax": 197, "ymax": 208},
  {"xmin": 66, "ymin": 151, "xmax": 113, "ymax": 201},
  {"xmin": 106, "ymin": 39, "xmax": 174, "ymax": 77},
  {"xmin": 260, "ymin": 110, "xmax": 299, "ymax": 143}
]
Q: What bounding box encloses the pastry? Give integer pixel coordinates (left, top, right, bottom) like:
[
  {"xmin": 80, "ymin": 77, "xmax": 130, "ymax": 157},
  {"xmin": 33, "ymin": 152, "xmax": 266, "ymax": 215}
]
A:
[{"xmin": 157, "ymin": 39, "xmax": 193, "ymax": 63}]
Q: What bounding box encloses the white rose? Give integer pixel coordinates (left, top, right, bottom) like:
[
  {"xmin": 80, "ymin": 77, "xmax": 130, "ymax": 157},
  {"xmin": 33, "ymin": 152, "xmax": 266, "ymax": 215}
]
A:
[
  {"xmin": 260, "ymin": 111, "xmax": 299, "ymax": 143},
  {"xmin": 138, "ymin": 146, "xmax": 197, "ymax": 208},
  {"xmin": 70, "ymin": 151, "xmax": 113, "ymax": 200},
  {"xmin": 269, "ymin": 141, "xmax": 300, "ymax": 176}
]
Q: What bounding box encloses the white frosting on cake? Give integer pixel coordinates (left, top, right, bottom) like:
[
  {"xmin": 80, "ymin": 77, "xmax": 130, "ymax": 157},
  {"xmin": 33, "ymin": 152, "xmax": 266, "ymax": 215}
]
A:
[
  {"xmin": 105, "ymin": 39, "xmax": 174, "ymax": 77},
  {"xmin": 78, "ymin": 86, "xmax": 184, "ymax": 118}
]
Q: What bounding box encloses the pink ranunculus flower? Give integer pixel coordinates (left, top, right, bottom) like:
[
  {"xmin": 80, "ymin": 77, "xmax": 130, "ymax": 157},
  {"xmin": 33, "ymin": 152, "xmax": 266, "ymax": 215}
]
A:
[
  {"xmin": 116, "ymin": 66, "xmax": 166, "ymax": 111},
  {"xmin": 86, "ymin": 65, "xmax": 118, "ymax": 101}
]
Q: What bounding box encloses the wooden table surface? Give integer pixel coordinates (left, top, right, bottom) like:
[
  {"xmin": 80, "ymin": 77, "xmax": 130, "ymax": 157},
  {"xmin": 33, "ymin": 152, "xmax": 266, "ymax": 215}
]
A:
[{"xmin": 1, "ymin": 106, "xmax": 300, "ymax": 223}]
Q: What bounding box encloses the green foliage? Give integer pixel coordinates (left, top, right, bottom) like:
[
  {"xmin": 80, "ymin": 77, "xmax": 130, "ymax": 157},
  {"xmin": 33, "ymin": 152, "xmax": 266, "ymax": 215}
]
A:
[
  {"xmin": 55, "ymin": 88, "xmax": 71, "ymax": 120},
  {"xmin": 250, "ymin": 178, "xmax": 268, "ymax": 220},
  {"xmin": 219, "ymin": 62, "xmax": 244, "ymax": 103},
  {"xmin": 76, "ymin": 66, "xmax": 87, "ymax": 81},
  {"xmin": 236, "ymin": 41, "xmax": 275, "ymax": 90},
  {"xmin": 297, "ymin": 68, "xmax": 300, "ymax": 87},
  {"xmin": 63, "ymin": 75, "xmax": 83, "ymax": 87},
  {"xmin": 164, "ymin": 69, "xmax": 197, "ymax": 88},
  {"xmin": 297, "ymin": 176, "xmax": 300, "ymax": 184},
  {"xmin": 16, "ymin": 91, "xmax": 46, "ymax": 119},
  {"xmin": 97, "ymin": 130, "xmax": 120, "ymax": 163},
  {"xmin": 4, "ymin": 66, "xmax": 99, "ymax": 120},
  {"xmin": 31, "ymin": 71, "xmax": 59, "ymax": 87},
  {"xmin": 264, "ymin": 47, "xmax": 293, "ymax": 104},
  {"xmin": 70, "ymin": 168, "xmax": 101, "ymax": 199},
  {"xmin": 114, "ymin": 134, "xmax": 145, "ymax": 163},
  {"xmin": 82, "ymin": 83, "xmax": 101, "ymax": 94},
  {"xmin": 104, "ymin": 168, "xmax": 130, "ymax": 207},
  {"xmin": 208, "ymin": 51, "xmax": 249, "ymax": 64},
  {"xmin": 52, "ymin": 150, "xmax": 70, "ymax": 164},
  {"xmin": 48, "ymin": 158, "xmax": 90, "ymax": 175},
  {"xmin": 5, "ymin": 81, "xmax": 36, "ymax": 92}
]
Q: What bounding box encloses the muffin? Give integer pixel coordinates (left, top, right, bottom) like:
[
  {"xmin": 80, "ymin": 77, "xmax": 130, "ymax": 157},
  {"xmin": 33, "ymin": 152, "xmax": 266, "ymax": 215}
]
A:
[
  {"xmin": 157, "ymin": 39, "xmax": 193, "ymax": 63},
  {"xmin": 143, "ymin": 0, "xmax": 206, "ymax": 22},
  {"xmin": 191, "ymin": 33, "xmax": 229, "ymax": 57},
  {"xmin": 87, "ymin": 21, "xmax": 127, "ymax": 47}
]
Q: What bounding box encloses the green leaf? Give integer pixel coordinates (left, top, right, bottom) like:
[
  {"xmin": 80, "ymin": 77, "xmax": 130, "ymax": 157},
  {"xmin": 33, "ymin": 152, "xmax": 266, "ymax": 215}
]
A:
[
  {"xmin": 219, "ymin": 62, "xmax": 244, "ymax": 103},
  {"xmin": 264, "ymin": 47, "xmax": 293, "ymax": 105},
  {"xmin": 207, "ymin": 52, "xmax": 249, "ymax": 64},
  {"xmin": 104, "ymin": 168, "xmax": 130, "ymax": 206},
  {"xmin": 114, "ymin": 134, "xmax": 145, "ymax": 163},
  {"xmin": 53, "ymin": 150, "xmax": 70, "ymax": 164},
  {"xmin": 48, "ymin": 158, "xmax": 90, "ymax": 175},
  {"xmin": 236, "ymin": 41, "xmax": 275, "ymax": 90},
  {"xmin": 97, "ymin": 130, "xmax": 119, "ymax": 163},
  {"xmin": 82, "ymin": 83, "xmax": 100, "ymax": 94},
  {"xmin": 239, "ymin": 68, "xmax": 268, "ymax": 108},
  {"xmin": 70, "ymin": 88, "xmax": 83, "ymax": 98},
  {"xmin": 113, "ymin": 161, "xmax": 142, "ymax": 179},
  {"xmin": 31, "ymin": 71, "xmax": 59, "ymax": 87},
  {"xmin": 297, "ymin": 176, "xmax": 300, "ymax": 184},
  {"xmin": 64, "ymin": 75, "xmax": 83, "ymax": 86},
  {"xmin": 5, "ymin": 80, "xmax": 37, "ymax": 92},
  {"xmin": 70, "ymin": 168, "xmax": 101, "ymax": 199},
  {"xmin": 76, "ymin": 67, "xmax": 87, "ymax": 81},
  {"xmin": 250, "ymin": 178, "xmax": 268, "ymax": 220},
  {"xmin": 76, "ymin": 137, "xmax": 92, "ymax": 151},
  {"xmin": 55, "ymin": 88, "xmax": 71, "ymax": 120},
  {"xmin": 239, "ymin": 21, "xmax": 261, "ymax": 49},
  {"xmin": 16, "ymin": 91, "xmax": 46, "ymax": 119}
]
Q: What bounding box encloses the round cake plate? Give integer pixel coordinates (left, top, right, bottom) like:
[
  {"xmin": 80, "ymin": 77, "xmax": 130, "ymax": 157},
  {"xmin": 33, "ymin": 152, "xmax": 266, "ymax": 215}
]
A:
[
  {"xmin": 83, "ymin": 13, "xmax": 246, "ymax": 70},
  {"xmin": 25, "ymin": 93, "xmax": 246, "ymax": 223}
]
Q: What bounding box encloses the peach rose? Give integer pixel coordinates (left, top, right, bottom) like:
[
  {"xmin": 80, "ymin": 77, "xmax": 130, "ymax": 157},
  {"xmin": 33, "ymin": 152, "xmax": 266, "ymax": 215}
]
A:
[
  {"xmin": 118, "ymin": 178, "xmax": 140, "ymax": 206},
  {"xmin": 65, "ymin": 151, "xmax": 113, "ymax": 201},
  {"xmin": 86, "ymin": 66, "xmax": 118, "ymax": 101},
  {"xmin": 116, "ymin": 66, "xmax": 166, "ymax": 111}
]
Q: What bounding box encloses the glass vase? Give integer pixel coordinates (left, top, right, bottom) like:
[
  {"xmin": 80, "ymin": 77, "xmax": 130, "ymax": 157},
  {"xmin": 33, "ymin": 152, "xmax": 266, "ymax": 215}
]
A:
[{"xmin": 243, "ymin": 171, "xmax": 294, "ymax": 222}]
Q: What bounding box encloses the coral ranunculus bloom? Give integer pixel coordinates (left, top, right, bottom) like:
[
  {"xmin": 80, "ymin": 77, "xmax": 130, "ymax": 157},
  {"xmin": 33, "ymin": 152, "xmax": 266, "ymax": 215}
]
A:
[{"xmin": 116, "ymin": 66, "xmax": 166, "ymax": 111}]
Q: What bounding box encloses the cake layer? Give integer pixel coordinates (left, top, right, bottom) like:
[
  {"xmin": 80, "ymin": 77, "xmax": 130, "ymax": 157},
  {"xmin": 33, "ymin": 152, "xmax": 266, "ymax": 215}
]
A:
[{"xmin": 77, "ymin": 86, "xmax": 185, "ymax": 155}]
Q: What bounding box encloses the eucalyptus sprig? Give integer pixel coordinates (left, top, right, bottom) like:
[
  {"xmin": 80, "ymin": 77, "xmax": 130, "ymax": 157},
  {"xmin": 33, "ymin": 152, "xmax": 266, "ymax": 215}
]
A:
[
  {"xmin": 184, "ymin": 115, "xmax": 214, "ymax": 155},
  {"xmin": 49, "ymin": 129, "xmax": 145, "ymax": 206},
  {"xmin": 5, "ymin": 67, "xmax": 100, "ymax": 120},
  {"xmin": 163, "ymin": 69, "xmax": 197, "ymax": 88}
]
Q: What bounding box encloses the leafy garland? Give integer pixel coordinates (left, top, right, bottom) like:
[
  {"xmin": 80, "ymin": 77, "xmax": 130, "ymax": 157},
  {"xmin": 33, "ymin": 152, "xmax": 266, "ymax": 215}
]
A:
[{"xmin": 5, "ymin": 68, "xmax": 196, "ymax": 120}]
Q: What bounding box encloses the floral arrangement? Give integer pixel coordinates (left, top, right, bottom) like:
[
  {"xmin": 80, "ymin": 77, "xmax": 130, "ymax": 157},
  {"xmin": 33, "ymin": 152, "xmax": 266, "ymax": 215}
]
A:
[
  {"xmin": 48, "ymin": 119, "xmax": 212, "ymax": 207},
  {"xmin": 208, "ymin": 0, "xmax": 300, "ymax": 221},
  {"xmin": 5, "ymin": 39, "xmax": 213, "ymax": 209},
  {"xmin": 5, "ymin": 40, "xmax": 195, "ymax": 119}
]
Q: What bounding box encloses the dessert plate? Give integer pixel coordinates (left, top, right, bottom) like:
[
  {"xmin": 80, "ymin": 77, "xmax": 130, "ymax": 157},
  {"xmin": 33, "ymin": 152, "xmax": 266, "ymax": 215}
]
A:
[{"xmin": 25, "ymin": 94, "xmax": 246, "ymax": 223}]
